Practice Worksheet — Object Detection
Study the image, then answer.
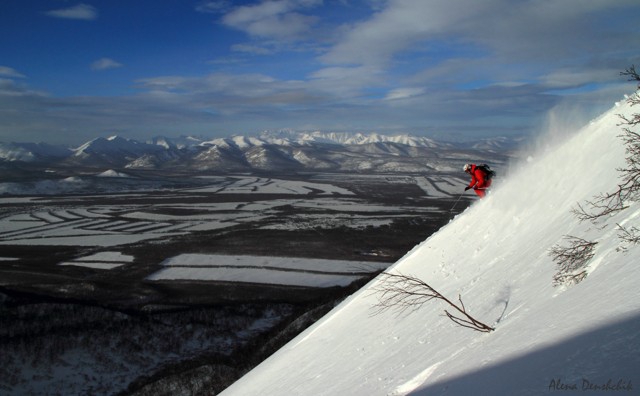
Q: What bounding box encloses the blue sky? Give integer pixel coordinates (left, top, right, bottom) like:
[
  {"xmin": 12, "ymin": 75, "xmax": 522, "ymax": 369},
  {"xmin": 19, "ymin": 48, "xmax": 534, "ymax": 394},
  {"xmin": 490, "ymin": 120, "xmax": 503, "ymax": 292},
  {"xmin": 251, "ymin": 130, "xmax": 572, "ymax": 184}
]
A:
[{"xmin": 1, "ymin": 0, "xmax": 639, "ymax": 145}]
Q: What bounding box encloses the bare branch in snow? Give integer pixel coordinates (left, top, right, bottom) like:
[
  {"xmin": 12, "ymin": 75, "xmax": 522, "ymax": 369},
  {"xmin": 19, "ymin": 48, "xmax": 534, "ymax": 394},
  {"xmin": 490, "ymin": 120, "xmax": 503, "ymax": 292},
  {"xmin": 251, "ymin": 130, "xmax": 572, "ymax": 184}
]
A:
[
  {"xmin": 572, "ymin": 70, "xmax": 640, "ymax": 224},
  {"xmin": 616, "ymin": 223, "xmax": 640, "ymax": 249},
  {"xmin": 549, "ymin": 236, "xmax": 597, "ymax": 286},
  {"xmin": 371, "ymin": 272, "xmax": 494, "ymax": 333}
]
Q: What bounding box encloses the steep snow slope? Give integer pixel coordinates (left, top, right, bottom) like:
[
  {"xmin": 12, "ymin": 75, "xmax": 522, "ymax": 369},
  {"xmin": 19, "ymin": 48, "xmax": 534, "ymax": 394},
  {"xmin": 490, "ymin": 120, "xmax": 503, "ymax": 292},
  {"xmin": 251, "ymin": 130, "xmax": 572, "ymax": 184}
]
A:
[{"xmin": 221, "ymin": 95, "xmax": 640, "ymax": 396}]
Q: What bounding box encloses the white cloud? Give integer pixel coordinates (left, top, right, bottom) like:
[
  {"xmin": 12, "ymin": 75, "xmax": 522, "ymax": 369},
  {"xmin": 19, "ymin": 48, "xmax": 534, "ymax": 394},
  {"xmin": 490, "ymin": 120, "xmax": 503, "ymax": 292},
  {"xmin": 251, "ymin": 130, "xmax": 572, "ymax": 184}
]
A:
[
  {"xmin": 540, "ymin": 68, "xmax": 621, "ymax": 90},
  {"xmin": 91, "ymin": 58, "xmax": 123, "ymax": 71},
  {"xmin": 137, "ymin": 72, "xmax": 310, "ymax": 104},
  {"xmin": 45, "ymin": 3, "xmax": 98, "ymax": 20},
  {"xmin": 195, "ymin": 1, "xmax": 231, "ymax": 14},
  {"xmin": 322, "ymin": 0, "xmax": 640, "ymax": 70},
  {"xmin": 309, "ymin": 66, "xmax": 384, "ymax": 99},
  {"xmin": 321, "ymin": 0, "xmax": 474, "ymax": 67},
  {"xmin": 0, "ymin": 66, "xmax": 26, "ymax": 79},
  {"xmin": 384, "ymin": 87, "xmax": 425, "ymax": 101},
  {"xmin": 310, "ymin": 0, "xmax": 640, "ymax": 121},
  {"xmin": 0, "ymin": 79, "xmax": 40, "ymax": 97},
  {"xmin": 222, "ymin": 0, "xmax": 322, "ymax": 41}
]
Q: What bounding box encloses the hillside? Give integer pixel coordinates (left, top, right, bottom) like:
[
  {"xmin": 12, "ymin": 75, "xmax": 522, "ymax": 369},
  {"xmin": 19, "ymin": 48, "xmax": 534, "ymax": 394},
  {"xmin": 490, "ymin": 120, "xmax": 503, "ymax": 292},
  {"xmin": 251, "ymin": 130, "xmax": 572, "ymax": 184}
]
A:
[{"xmin": 220, "ymin": 94, "xmax": 640, "ymax": 395}]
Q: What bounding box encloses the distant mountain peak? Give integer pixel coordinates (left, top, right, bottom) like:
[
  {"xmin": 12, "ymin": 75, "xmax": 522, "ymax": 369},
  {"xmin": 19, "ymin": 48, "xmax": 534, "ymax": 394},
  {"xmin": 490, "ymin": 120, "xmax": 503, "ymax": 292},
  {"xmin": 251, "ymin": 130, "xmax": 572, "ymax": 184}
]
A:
[
  {"xmin": 1, "ymin": 132, "xmax": 520, "ymax": 173},
  {"xmin": 256, "ymin": 130, "xmax": 452, "ymax": 148}
]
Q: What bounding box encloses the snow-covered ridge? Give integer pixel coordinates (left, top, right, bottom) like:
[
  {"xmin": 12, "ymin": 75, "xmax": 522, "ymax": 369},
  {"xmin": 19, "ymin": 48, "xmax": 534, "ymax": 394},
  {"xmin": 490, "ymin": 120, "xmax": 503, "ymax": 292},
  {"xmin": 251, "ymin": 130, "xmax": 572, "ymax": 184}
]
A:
[
  {"xmin": 73, "ymin": 136, "xmax": 163, "ymax": 157},
  {"xmin": 149, "ymin": 131, "xmax": 455, "ymax": 149},
  {"xmin": 257, "ymin": 130, "xmax": 451, "ymax": 148},
  {"xmin": 0, "ymin": 132, "xmax": 519, "ymax": 173},
  {"xmin": 97, "ymin": 169, "xmax": 131, "ymax": 178},
  {"xmin": 220, "ymin": 95, "xmax": 640, "ymax": 395},
  {"xmin": 0, "ymin": 131, "xmax": 517, "ymax": 161},
  {"xmin": 0, "ymin": 142, "xmax": 71, "ymax": 162}
]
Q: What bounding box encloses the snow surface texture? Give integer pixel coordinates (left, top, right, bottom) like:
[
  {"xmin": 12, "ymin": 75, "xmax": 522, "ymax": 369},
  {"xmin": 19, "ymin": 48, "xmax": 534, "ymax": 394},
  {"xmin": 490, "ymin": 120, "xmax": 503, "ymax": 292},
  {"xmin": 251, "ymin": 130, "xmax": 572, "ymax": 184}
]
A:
[{"xmin": 221, "ymin": 96, "xmax": 640, "ymax": 396}]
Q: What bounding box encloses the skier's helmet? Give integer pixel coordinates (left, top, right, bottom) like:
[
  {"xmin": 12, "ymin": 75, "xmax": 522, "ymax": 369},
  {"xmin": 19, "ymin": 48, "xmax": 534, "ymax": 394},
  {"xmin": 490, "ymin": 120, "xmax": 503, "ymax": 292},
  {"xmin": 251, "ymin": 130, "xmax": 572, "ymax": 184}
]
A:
[{"xmin": 463, "ymin": 164, "xmax": 472, "ymax": 172}]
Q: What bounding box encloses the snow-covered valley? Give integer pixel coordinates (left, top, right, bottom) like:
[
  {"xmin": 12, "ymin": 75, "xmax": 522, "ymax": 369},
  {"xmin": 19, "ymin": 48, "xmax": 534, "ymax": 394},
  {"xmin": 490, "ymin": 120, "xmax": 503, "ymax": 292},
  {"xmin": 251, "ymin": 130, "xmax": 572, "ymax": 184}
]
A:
[{"xmin": 0, "ymin": 170, "xmax": 475, "ymax": 395}]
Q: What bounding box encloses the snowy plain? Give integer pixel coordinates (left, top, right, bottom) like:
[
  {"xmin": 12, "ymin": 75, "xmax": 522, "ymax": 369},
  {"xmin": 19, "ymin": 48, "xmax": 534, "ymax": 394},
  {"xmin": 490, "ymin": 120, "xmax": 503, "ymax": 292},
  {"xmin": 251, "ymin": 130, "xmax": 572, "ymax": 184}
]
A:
[
  {"xmin": 0, "ymin": 176, "xmax": 439, "ymax": 247},
  {"xmin": 220, "ymin": 96, "xmax": 640, "ymax": 395}
]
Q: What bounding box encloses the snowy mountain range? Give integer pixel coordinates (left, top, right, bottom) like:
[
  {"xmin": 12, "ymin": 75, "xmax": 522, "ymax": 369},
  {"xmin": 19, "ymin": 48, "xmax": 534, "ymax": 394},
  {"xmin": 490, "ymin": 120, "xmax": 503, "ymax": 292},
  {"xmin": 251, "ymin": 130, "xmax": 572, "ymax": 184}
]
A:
[
  {"xmin": 0, "ymin": 132, "xmax": 521, "ymax": 173},
  {"xmin": 220, "ymin": 96, "xmax": 640, "ymax": 395}
]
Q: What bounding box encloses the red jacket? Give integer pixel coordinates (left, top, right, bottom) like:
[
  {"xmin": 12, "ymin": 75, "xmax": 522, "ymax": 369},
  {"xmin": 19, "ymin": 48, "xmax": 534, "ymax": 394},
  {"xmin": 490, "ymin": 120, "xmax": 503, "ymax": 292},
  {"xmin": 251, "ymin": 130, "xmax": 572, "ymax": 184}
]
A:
[{"xmin": 467, "ymin": 164, "xmax": 490, "ymax": 190}]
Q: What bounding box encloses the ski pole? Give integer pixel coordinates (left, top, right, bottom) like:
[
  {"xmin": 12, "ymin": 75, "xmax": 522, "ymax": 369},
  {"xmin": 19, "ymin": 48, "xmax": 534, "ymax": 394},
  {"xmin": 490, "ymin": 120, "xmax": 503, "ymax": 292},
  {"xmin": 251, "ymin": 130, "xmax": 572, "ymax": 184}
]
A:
[{"xmin": 449, "ymin": 192, "xmax": 464, "ymax": 212}]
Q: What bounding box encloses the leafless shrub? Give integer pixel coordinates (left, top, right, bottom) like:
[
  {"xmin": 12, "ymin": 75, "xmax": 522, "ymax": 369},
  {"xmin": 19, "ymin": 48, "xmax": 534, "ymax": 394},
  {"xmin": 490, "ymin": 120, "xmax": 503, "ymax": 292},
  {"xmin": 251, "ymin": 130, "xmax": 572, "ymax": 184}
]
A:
[
  {"xmin": 617, "ymin": 223, "xmax": 640, "ymax": 248},
  {"xmin": 553, "ymin": 67, "xmax": 640, "ymax": 287},
  {"xmin": 371, "ymin": 271, "xmax": 494, "ymax": 333},
  {"xmin": 621, "ymin": 64, "xmax": 640, "ymax": 92},
  {"xmin": 616, "ymin": 125, "xmax": 640, "ymax": 189},
  {"xmin": 571, "ymin": 198, "xmax": 627, "ymax": 224},
  {"xmin": 572, "ymin": 66, "xmax": 640, "ymax": 223},
  {"xmin": 549, "ymin": 236, "xmax": 597, "ymax": 286}
]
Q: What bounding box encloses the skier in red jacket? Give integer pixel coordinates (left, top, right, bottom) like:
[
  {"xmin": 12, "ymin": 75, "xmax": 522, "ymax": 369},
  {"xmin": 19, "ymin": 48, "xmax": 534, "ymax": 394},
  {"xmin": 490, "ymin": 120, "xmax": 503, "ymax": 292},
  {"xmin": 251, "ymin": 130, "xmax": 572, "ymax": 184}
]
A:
[{"xmin": 463, "ymin": 163, "xmax": 492, "ymax": 198}]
